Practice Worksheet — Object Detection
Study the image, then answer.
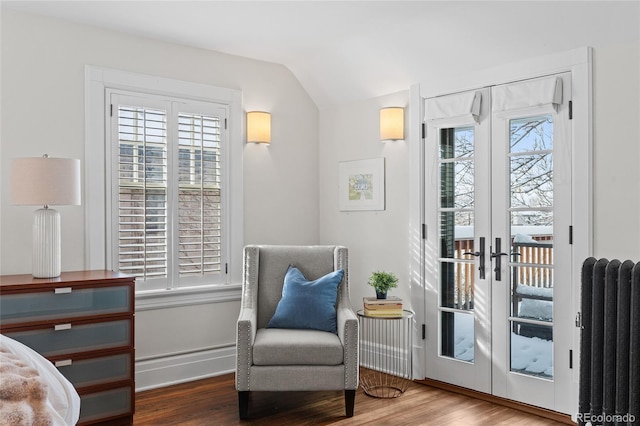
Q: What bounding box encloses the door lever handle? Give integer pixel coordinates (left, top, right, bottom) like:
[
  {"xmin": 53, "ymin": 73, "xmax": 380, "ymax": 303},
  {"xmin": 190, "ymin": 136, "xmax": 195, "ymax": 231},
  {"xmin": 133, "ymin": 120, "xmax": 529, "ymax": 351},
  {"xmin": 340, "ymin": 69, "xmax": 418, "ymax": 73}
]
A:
[
  {"xmin": 464, "ymin": 237, "xmax": 485, "ymax": 280},
  {"xmin": 492, "ymin": 238, "xmax": 507, "ymax": 281}
]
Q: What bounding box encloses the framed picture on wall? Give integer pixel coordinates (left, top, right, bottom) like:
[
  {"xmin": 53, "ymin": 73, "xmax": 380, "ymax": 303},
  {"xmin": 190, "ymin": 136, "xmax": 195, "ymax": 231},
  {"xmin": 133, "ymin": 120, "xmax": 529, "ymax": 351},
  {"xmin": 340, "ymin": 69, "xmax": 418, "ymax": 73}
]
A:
[{"xmin": 338, "ymin": 158, "xmax": 385, "ymax": 211}]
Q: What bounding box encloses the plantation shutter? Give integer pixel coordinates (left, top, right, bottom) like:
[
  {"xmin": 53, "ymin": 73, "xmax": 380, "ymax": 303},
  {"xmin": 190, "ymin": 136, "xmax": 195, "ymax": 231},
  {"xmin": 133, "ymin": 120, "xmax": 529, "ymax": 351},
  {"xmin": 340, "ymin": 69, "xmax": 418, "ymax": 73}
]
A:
[
  {"xmin": 177, "ymin": 112, "xmax": 222, "ymax": 276},
  {"xmin": 111, "ymin": 91, "xmax": 227, "ymax": 290},
  {"xmin": 117, "ymin": 105, "xmax": 169, "ymax": 280}
]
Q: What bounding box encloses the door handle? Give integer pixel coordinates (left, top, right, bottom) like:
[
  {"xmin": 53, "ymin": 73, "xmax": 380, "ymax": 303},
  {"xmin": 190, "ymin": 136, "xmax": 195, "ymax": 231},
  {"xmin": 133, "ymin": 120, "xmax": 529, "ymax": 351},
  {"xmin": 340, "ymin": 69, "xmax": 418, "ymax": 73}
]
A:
[
  {"xmin": 491, "ymin": 237, "xmax": 508, "ymax": 281},
  {"xmin": 463, "ymin": 236, "xmax": 485, "ymax": 280}
]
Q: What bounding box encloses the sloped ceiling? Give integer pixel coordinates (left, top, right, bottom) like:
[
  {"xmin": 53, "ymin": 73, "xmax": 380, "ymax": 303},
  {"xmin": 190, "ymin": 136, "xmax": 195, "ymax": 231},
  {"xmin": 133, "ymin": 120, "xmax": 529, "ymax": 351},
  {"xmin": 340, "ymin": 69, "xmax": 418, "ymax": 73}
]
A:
[{"xmin": 3, "ymin": 1, "xmax": 639, "ymax": 107}]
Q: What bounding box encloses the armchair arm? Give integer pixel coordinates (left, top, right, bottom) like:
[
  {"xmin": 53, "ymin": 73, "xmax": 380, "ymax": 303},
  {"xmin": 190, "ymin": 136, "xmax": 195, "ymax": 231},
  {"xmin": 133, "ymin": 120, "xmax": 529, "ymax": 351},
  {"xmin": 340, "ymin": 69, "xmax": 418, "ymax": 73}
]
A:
[
  {"xmin": 236, "ymin": 245, "xmax": 260, "ymax": 391},
  {"xmin": 337, "ymin": 303, "xmax": 359, "ymax": 389},
  {"xmin": 333, "ymin": 245, "xmax": 358, "ymax": 389},
  {"xmin": 236, "ymin": 306, "xmax": 256, "ymax": 391}
]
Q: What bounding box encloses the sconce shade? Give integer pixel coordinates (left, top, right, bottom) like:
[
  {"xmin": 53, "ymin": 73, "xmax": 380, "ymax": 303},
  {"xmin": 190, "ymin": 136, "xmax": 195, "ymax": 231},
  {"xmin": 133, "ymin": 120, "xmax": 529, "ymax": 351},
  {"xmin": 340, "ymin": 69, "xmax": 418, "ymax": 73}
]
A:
[
  {"xmin": 11, "ymin": 157, "xmax": 81, "ymax": 206},
  {"xmin": 380, "ymin": 107, "xmax": 405, "ymax": 141},
  {"xmin": 247, "ymin": 111, "xmax": 271, "ymax": 144}
]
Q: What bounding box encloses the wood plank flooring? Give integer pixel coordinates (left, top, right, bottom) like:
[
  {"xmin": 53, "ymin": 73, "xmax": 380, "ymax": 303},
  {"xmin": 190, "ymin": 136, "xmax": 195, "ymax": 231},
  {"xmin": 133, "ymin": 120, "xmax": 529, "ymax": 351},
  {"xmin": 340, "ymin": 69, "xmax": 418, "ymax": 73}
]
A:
[{"xmin": 133, "ymin": 373, "xmax": 573, "ymax": 425}]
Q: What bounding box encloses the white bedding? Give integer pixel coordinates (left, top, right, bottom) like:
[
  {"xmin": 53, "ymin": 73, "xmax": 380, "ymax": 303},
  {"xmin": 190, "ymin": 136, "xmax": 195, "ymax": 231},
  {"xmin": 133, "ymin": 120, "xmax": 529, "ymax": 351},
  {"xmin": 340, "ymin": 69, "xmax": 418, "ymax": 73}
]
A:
[{"xmin": 0, "ymin": 334, "xmax": 80, "ymax": 426}]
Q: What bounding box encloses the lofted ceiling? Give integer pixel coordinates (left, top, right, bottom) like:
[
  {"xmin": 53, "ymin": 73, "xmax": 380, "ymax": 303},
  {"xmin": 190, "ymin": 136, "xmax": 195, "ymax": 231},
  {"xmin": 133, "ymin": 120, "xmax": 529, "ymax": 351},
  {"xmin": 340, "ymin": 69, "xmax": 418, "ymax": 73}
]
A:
[{"xmin": 3, "ymin": 1, "xmax": 639, "ymax": 107}]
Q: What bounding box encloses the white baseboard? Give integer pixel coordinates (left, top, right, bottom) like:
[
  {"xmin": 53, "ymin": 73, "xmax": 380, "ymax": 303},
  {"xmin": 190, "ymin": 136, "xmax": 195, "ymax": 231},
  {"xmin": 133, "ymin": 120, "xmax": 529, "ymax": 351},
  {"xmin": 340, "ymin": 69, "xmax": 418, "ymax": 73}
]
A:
[
  {"xmin": 134, "ymin": 342, "xmax": 411, "ymax": 392},
  {"xmin": 135, "ymin": 346, "xmax": 236, "ymax": 392}
]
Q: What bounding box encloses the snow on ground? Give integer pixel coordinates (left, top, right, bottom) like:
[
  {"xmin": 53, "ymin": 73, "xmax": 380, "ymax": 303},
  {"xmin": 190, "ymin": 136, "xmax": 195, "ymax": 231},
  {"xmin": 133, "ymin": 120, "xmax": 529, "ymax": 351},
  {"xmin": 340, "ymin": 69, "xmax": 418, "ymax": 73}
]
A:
[
  {"xmin": 453, "ymin": 303, "xmax": 553, "ymax": 378},
  {"xmin": 515, "ymin": 284, "xmax": 553, "ymax": 298},
  {"xmin": 510, "ymin": 332, "xmax": 553, "ymax": 377},
  {"xmin": 519, "ymin": 298, "xmax": 553, "ymax": 321},
  {"xmin": 454, "ymin": 313, "xmax": 475, "ymax": 362}
]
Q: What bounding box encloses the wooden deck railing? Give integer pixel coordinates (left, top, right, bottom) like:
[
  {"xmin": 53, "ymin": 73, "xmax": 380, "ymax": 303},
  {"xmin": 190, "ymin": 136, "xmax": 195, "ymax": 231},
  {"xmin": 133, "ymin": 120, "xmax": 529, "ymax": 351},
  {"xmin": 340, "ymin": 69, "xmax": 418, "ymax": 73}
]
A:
[
  {"xmin": 512, "ymin": 239, "xmax": 553, "ymax": 289},
  {"xmin": 452, "ymin": 237, "xmax": 553, "ymax": 309}
]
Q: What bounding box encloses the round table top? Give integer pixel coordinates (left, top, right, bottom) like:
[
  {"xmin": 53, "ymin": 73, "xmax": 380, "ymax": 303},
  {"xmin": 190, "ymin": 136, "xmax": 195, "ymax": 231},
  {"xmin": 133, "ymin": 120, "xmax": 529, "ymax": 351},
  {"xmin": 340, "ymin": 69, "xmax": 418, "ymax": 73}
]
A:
[{"xmin": 357, "ymin": 309, "xmax": 414, "ymax": 319}]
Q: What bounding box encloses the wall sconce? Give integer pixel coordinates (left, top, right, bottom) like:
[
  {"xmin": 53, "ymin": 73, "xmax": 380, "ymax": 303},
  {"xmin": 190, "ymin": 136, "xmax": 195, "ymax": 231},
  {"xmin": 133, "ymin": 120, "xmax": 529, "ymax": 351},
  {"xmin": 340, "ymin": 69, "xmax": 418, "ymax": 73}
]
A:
[
  {"xmin": 247, "ymin": 111, "xmax": 271, "ymax": 144},
  {"xmin": 380, "ymin": 107, "xmax": 404, "ymax": 141},
  {"xmin": 10, "ymin": 155, "xmax": 81, "ymax": 278}
]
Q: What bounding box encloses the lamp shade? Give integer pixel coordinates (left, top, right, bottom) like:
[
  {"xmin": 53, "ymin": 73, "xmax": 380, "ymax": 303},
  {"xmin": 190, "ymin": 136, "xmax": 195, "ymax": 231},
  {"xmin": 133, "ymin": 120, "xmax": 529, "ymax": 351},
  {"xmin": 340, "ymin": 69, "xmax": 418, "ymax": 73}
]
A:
[
  {"xmin": 247, "ymin": 111, "xmax": 271, "ymax": 144},
  {"xmin": 11, "ymin": 156, "xmax": 81, "ymax": 206},
  {"xmin": 380, "ymin": 107, "xmax": 405, "ymax": 141}
]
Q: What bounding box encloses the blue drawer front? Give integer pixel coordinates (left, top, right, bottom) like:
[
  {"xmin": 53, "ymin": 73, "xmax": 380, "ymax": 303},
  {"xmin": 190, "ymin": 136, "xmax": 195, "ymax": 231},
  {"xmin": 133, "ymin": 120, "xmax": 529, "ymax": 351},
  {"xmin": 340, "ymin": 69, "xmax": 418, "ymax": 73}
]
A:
[
  {"xmin": 0, "ymin": 285, "xmax": 131, "ymax": 324},
  {"xmin": 4, "ymin": 319, "xmax": 131, "ymax": 357},
  {"xmin": 56, "ymin": 352, "xmax": 131, "ymax": 388},
  {"xmin": 79, "ymin": 386, "xmax": 132, "ymax": 423}
]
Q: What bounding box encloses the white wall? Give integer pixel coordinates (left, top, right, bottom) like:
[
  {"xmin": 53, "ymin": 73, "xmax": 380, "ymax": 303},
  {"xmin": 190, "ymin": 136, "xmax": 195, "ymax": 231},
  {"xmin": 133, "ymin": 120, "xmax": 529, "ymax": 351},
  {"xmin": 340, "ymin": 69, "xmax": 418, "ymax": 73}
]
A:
[
  {"xmin": 0, "ymin": 9, "xmax": 319, "ymax": 389},
  {"xmin": 592, "ymin": 40, "xmax": 640, "ymax": 260},
  {"xmin": 318, "ymin": 91, "xmax": 412, "ymax": 309}
]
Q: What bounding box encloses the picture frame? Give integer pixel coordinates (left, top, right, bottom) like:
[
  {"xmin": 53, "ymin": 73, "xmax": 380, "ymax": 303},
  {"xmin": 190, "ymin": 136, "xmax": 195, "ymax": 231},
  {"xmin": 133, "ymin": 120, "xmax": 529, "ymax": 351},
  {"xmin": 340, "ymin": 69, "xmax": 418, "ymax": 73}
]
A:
[{"xmin": 338, "ymin": 158, "xmax": 385, "ymax": 211}]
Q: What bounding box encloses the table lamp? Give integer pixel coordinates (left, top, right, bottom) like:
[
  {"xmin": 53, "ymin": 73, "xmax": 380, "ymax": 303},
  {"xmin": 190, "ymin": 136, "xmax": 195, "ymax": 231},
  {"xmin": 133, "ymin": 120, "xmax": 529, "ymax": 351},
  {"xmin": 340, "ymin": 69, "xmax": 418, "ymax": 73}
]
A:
[{"xmin": 10, "ymin": 155, "xmax": 81, "ymax": 278}]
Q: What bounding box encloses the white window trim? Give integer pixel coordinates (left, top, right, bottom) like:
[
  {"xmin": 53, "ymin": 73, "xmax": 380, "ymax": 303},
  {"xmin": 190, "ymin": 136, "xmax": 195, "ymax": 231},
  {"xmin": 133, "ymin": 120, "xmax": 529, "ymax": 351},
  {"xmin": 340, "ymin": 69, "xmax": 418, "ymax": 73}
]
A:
[
  {"xmin": 85, "ymin": 66, "xmax": 243, "ymax": 306},
  {"xmin": 409, "ymin": 47, "xmax": 593, "ymax": 405}
]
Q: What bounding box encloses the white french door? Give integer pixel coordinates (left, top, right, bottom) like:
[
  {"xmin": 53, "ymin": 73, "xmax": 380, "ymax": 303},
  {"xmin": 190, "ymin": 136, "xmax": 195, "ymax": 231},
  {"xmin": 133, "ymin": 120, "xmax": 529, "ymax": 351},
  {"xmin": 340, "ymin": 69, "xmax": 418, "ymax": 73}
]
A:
[
  {"xmin": 424, "ymin": 73, "xmax": 574, "ymax": 413},
  {"xmin": 424, "ymin": 87, "xmax": 493, "ymax": 393}
]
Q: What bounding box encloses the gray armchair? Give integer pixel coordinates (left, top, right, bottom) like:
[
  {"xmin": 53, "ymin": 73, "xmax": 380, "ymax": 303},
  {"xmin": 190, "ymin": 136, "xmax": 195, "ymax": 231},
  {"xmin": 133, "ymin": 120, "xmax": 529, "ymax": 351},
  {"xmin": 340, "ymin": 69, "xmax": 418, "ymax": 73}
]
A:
[{"xmin": 235, "ymin": 245, "xmax": 359, "ymax": 419}]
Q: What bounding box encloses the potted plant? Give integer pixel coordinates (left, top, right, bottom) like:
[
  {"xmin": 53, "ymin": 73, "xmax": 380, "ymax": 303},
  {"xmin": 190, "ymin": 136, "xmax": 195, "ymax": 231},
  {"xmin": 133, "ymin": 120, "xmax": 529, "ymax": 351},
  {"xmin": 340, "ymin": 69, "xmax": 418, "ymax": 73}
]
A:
[{"xmin": 368, "ymin": 271, "xmax": 398, "ymax": 299}]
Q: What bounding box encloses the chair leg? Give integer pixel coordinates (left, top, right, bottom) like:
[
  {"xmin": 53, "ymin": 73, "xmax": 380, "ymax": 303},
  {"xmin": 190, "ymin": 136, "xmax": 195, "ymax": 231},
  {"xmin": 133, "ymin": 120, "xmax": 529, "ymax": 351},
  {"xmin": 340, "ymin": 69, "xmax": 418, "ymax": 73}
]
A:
[
  {"xmin": 238, "ymin": 391, "xmax": 249, "ymax": 419},
  {"xmin": 345, "ymin": 389, "xmax": 356, "ymax": 417}
]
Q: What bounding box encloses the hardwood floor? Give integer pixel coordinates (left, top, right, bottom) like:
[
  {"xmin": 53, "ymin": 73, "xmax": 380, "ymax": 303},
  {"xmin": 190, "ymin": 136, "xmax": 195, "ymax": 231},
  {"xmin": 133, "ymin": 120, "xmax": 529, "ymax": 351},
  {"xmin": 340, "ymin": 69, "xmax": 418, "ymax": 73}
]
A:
[{"xmin": 133, "ymin": 373, "xmax": 573, "ymax": 425}]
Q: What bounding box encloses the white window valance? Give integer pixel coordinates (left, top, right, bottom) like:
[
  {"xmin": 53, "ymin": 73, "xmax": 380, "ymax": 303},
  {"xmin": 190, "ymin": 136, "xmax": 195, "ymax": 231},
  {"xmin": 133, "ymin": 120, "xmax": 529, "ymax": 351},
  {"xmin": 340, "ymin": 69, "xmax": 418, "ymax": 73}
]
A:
[
  {"xmin": 493, "ymin": 76, "xmax": 563, "ymax": 113},
  {"xmin": 426, "ymin": 90, "xmax": 482, "ymax": 124}
]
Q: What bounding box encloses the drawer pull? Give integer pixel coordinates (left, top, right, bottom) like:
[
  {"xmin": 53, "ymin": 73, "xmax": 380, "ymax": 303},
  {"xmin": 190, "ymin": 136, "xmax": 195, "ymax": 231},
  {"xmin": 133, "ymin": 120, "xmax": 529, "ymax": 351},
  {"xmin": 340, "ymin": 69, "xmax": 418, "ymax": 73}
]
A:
[
  {"xmin": 55, "ymin": 287, "xmax": 72, "ymax": 294},
  {"xmin": 54, "ymin": 323, "xmax": 72, "ymax": 331},
  {"xmin": 55, "ymin": 359, "xmax": 72, "ymax": 367}
]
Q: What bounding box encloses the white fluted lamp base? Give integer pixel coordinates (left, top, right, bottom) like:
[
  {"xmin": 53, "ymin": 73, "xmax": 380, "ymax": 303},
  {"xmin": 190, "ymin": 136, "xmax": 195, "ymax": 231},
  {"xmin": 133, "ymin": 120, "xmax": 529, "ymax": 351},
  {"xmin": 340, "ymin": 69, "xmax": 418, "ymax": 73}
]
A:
[{"xmin": 33, "ymin": 207, "xmax": 61, "ymax": 278}]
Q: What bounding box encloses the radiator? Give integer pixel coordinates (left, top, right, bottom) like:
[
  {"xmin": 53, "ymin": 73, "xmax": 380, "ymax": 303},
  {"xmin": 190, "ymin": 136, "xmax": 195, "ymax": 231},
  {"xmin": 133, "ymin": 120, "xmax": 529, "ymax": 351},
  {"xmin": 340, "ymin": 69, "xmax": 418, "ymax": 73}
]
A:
[{"xmin": 579, "ymin": 257, "xmax": 640, "ymax": 425}]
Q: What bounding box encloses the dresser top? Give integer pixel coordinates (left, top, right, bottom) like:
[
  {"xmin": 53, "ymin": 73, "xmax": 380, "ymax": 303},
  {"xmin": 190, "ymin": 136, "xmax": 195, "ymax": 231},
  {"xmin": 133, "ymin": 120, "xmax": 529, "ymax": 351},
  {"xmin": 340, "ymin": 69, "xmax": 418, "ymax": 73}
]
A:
[{"xmin": 0, "ymin": 270, "xmax": 134, "ymax": 290}]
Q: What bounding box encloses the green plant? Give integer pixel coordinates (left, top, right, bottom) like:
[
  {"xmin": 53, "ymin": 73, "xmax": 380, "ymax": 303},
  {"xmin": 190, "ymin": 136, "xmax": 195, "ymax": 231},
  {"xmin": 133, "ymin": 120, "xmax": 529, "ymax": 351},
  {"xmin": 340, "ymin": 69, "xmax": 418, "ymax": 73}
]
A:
[{"xmin": 368, "ymin": 271, "xmax": 398, "ymax": 294}]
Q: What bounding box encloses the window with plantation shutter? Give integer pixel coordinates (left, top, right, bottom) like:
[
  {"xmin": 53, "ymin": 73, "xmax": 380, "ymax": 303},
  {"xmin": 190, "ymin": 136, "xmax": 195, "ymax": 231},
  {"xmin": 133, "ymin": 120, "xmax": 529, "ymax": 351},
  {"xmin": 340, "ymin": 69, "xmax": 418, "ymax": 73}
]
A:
[{"xmin": 110, "ymin": 91, "xmax": 228, "ymax": 291}]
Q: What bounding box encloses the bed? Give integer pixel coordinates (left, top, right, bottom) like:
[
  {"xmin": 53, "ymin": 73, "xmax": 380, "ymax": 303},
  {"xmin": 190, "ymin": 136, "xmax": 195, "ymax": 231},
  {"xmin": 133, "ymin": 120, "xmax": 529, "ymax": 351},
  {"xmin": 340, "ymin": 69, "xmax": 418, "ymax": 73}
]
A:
[{"xmin": 0, "ymin": 334, "xmax": 80, "ymax": 426}]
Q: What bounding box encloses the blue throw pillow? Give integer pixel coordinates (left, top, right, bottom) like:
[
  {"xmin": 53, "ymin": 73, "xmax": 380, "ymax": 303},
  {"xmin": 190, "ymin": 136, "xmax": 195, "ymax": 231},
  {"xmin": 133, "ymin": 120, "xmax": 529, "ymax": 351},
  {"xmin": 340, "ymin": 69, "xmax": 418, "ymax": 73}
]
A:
[{"xmin": 267, "ymin": 266, "xmax": 344, "ymax": 333}]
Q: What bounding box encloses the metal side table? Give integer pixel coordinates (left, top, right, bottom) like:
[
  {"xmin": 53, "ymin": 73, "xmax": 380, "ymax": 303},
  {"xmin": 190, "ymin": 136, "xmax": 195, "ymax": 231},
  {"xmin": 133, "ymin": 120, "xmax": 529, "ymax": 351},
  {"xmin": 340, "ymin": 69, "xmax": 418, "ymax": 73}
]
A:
[{"xmin": 357, "ymin": 309, "xmax": 414, "ymax": 398}]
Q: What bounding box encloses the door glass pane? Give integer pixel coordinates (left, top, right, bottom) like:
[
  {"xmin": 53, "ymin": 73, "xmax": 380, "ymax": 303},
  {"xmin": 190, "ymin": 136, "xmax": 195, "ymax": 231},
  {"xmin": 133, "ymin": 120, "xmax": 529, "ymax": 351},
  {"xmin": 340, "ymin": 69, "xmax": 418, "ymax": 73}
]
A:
[
  {"xmin": 440, "ymin": 212, "xmax": 474, "ymax": 260},
  {"xmin": 508, "ymin": 115, "xmax": 554, "ymax": 379},
  {"xmin": 441, "ymin": 311, "xmax": 475, "ymax": 363},
  {"xmin": 509, "ymin": 116, "xmax": 553, "ymax": 152},
  {"xmin": 440, "ymin": 127, "xmax": 476, "ymax": 363},
  {"xmin": 440, "ymin": 161, "xmax": 474, "ymax": 210},
  {"xmin": 440, "ymin": 261, "xmax": 475, "ymax": 309},
  {"xmin": 440, "ymin": 126, "xmax": 474, "ymax": 159},
  {"xmin": 510, "ymin": 153, "xmax": 552, "ymax": 208},
  {"xmin": 511, "ymin": 322, "xmax": 553, "ymax": 378}
]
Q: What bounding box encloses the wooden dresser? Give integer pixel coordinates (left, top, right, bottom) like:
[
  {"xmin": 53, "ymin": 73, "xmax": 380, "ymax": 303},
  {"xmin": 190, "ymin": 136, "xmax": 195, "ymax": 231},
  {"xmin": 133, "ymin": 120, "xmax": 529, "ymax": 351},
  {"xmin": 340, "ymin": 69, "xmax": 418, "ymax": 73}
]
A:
[{"xmin": 0, "ymin": 270, "xmax": 135, "ymax": 425}]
